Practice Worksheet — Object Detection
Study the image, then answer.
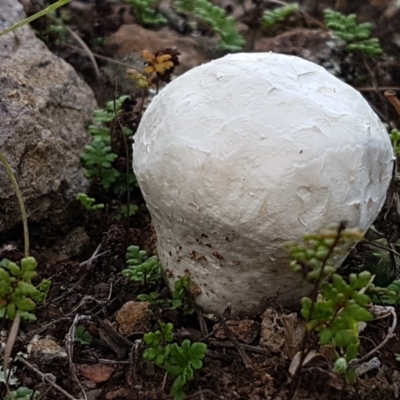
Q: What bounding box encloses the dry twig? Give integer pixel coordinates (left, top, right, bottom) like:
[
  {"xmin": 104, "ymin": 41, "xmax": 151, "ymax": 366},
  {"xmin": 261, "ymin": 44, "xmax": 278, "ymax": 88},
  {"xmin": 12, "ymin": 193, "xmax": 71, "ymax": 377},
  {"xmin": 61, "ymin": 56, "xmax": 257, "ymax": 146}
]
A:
[
  {"xmin": 46, "ymin": 14, "xmax": 100, "ymax": 79},
  {"xmin": 220, "ymin": 306, "xmax": 252, "ymax": 368},
  {"xmin": 30, "ymin": 317, "xmax": 71, "ymax": 335},
  {"xmin": 65, "ymin": 314, "xmax": 92, "ymax": 400},
  {"xmin": 349, "ymin": 305, "xmax": 397, "ymax": 368},
  {"xmin": 364, "ymin": 239, "xmax": 400, "ymax": 259},
  {"xmin": 196, "ymin": 306, "xmax": 209, "ymax": 338},
  {"xmin": 208, "ymin": 340, "xmax": 270, "ymax": 355},
  {"xmin": 4, "ymin": 313, "xmax": 21, "ymax": 399},
  {"xmin": 113, "ymin": 87, "xmax": 132, "ymax": 241},
  {"xmin": 385, "ymin": 90, "xmax": 400, "ymax": 116},
  {"xmin": 17, "ymin": 355, "xmax": 80, "ymax": 400}
]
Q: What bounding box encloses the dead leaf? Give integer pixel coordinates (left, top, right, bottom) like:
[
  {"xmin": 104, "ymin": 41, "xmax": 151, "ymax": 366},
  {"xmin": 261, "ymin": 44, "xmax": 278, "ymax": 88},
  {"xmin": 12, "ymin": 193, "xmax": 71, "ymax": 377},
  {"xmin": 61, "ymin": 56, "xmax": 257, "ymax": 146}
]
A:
[
  {"xmin": 282, "ymin": 313, "xmax": 305, "ymax": 359},
  {"xmin": 289, "ymin": 350, "xmax": 328, "ymax": 376},
  {"xmin": 79, "ymin": 363, "xmax": 115, "ymax": 383}
]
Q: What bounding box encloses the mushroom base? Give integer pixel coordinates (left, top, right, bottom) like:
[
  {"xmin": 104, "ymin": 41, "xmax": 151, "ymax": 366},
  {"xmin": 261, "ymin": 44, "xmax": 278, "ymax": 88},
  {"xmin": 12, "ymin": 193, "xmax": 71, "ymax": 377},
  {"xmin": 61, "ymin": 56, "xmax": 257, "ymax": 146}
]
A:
[{"xmin": 154, "ymin": 223, "xmax": 353, "ymax": 317}]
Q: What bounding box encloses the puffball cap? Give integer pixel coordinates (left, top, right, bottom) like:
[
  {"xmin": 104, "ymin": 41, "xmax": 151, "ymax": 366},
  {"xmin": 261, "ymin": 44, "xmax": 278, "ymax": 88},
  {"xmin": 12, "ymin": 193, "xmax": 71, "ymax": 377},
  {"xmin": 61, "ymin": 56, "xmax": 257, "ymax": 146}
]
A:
[{"xmin": 133, "ymin": 52, "xmax": 394, "ymax": 316}]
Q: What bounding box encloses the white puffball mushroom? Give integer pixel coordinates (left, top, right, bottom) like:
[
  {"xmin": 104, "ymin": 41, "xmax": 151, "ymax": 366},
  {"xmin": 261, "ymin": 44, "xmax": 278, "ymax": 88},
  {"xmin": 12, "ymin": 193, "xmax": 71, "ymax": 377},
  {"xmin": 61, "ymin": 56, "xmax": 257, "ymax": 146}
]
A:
[{"xmin": 133, "ymin": 52, "xmax": 394, "ymax": 316}]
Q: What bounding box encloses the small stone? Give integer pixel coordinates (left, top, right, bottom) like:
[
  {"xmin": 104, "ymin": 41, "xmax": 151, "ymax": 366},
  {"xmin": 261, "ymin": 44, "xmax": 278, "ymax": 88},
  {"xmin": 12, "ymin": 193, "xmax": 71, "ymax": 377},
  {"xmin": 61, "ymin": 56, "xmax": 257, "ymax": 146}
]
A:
[
  {"xmin": 81, "ymin": 379, "xmax": 99, "ymax": 390},
  {"xmin": 86, "ymin": 389, "xmax": 103, "ymax": 400},
  {"xmin": 260, "ymin": 308, "xmax": 303, "ymax": 359},
  {"xmin": 79, "ymin": 364, "xmax": 115, "ymax": 383},
  {"xmin": 54, "ymin": 227, "xmax": 90, "ymax": 258},
  {"xmin": 260, "ymin": 308, "xmax": 286, "ymax": 354},
  {"xmin": 105, "ymin": 388, "xmax": 136, "ymax": 399},
  {"xmin": 116, "ymin": 301, "xmax": 152, "ymax": 336},
  {"xmin": 214, "ymin": 319, "xmax": 260, "ymax": 344},
  {"xmin": 102, "ymin": 23, "xmax": 213, "ymax": 100},
  {"xmin": 106, "ymin": 24, "xmax": 211, "ymax": 74},
  {"xmin": 28, "ymin": 337, "xmax": 68, "ymax": 365}
]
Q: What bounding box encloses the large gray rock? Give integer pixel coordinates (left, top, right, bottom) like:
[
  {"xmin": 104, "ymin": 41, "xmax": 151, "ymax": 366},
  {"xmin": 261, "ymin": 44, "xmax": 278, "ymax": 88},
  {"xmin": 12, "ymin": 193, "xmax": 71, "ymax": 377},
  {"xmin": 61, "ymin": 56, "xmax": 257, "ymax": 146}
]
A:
[{"xmin": 0, "ymin": 0, "xmax": 97, "ymax": 233}]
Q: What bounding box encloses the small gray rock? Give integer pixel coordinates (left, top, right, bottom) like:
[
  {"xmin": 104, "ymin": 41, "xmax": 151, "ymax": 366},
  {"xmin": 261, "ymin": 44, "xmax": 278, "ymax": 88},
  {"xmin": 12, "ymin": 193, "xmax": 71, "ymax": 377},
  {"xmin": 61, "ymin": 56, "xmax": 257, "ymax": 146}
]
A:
[
  {"xmin": 52, "ymin": 226, "xmax": 91, "ymax": 258},
  {"xmin": 0, "ymin": 0, "xmax": 97, "ymax": 234},
  {"xmin": 28, "ymin": 337, "xmax": 68, "ymax": 365}
]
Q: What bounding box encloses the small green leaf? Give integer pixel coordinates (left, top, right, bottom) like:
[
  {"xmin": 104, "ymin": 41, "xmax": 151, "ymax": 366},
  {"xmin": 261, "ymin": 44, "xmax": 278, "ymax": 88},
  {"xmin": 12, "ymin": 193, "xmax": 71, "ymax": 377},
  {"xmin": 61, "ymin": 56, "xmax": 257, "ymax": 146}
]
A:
[
  {"xmin": 170, "ymin": 374, "xmax": 186, "ymax": 400},
  {"xmin": 350, "ymin": 306, "xmax": 374, "ymax": 322},
  {"xmin": 171, "ymin": 299, "xmax": 183, "ymax": 309},
  {"xmin": 0, "ymin": 280, "xmax": 11, "ymax": 297},
  {"xmin": 5, "ymin": 261, "xmax": 21, "ymax": 277},
  {"xmin": 301, "ymin": 297, "xmax": 312, "ymax": 310},
  {"xmin": 21, "ymin": 271, "xmax": 37, "ymax": 281},
  {"xmin": 75, "ymin": 325, "xmax": 93, "ymax": 345},
  {"xmin": 20, "ymin": 257, "xmax": 38, "ymax": 272},
  {"xmin": 137, "ymin": 294, "xmax": 153, "ymax": 302},
  {"xmin": 332, "ymin": 274, "xmax": 349, "ymax": 293},
  {"xmin": 165, "ymin": 362, "xmax": 185, "ymax": 377},
  {"xmin": 0, "ymin": 268, "xmax": 10, "ymax": 282},
  {"xmin": 143, "ymin": 347, "xmax": 158, "ymax": 361},
  {"xmin": 351, "ymin": 292, "xmax": 371, "ymax": 307},
  {"xmin": 319, "ymin": 328, "xmax": 334, "ymax": 345},
  {"xmin": 19, "ymin": 311, "xmax": 37, "ymax": 321},
  {"xmin": 0, "ymin": 258, "xmax": 12, "ymax": 268},
  {"xmin": 333, "ymin": 357, "xmax": 348, "ymax": 374},
  {"xmin": 190, "ymin": 358, "xmax": 203, "ymax": 370},
  {"xmin": 335, "ymin": 330, "xmax": 357, "ymax": 347},
  {"xmin": 15, "ymin": 297, "xmax": 36, "ymax": 312},
  {"xmin": 155, "ymin": 354, "xmax": 165, "ymax": 366},
  {"xmin": 17, "ymin": 281, "xmax": 40, "ymax": 297},
  {"xmin": 184, "ymin": 365, "xmax": 194, "ymax": 381},
  {"xmin": 7, "ymin": 303, "xmax": 16, "ymax": 319},
  {"xmin": 190, "ymin": 342, "xmax": 207, "ymax": 360},
  {"xmin": 5, "ymin": 386, "xmax": 41, "ymax": 400}
]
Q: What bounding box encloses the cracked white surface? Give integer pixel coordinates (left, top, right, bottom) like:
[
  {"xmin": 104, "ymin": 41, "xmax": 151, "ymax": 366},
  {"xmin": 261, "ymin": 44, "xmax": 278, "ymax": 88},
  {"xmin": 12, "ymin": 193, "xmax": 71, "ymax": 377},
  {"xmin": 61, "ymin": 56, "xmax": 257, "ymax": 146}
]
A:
[{"xmin": 133, "ymin": 52, "xmax": 394, "ymax": 316}]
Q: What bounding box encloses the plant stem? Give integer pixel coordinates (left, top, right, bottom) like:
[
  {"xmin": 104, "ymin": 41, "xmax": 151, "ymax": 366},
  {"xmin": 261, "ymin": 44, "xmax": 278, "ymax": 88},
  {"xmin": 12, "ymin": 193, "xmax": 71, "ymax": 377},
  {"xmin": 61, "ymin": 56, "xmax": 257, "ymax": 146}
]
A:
[
  {"xmin": 288, "ymin": 223, "xmax": 346, "ymax": 399},
  {"xmin": 0, "ymin": 0, "xmax": 71, "ymax": 37},
  {"xmin": 112, "ymin": 91, "xmax": 131, "ymax": 260},
  {"xmin": 0, "ymin": 152, "xmax": 29, "ymax": 257}
]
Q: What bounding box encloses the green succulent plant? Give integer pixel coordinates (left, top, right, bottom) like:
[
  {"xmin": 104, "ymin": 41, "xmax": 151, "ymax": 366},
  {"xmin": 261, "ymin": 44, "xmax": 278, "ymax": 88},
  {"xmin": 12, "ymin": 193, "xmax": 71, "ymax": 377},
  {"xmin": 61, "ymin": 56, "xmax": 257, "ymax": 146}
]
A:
[
  {"xmin": 75, "ymin": 325, "xmax": 93, "ymax": 345},
  {"xmin": 287, "ymin": 226, "xmax": 374, "ymax": 383},
  {"xmin": 82, "ymin": 95, "xmax": 136, "ymax": 192},
  {"xmin": 81, "ymin": 137, "xmax": 120, "ymax": 189},
  {"xmin": 143, "ymin": 321, "xmax": 207, "ymax": 400},
  {"xmin": 126, "ymin": 0, "xmax": 168, "ymax": 25},
  {"xmin": 389, "ymin": 129, "xmax": 400, "ymax": 156},
  {"xmin": 0, "ymin": 257, "xmax": 48, "ymax": 321},
  {"xmin": 324, "ymin": 9, "xmax": 383, "ymax": 56},
  {"xmin": 175, "ymin": 0, "xmax": 245, "ymax": 51},
  {"xmin": 137, "ymin": 275, "xmax": 196, "ymax": 314},
  {"xmin": 369, "ymin": 280, "xmax": 400, "ymax": 307},
  {"xmin": 4, "ymin": 387, "xmax": 41, "ymax": 400},
  {"xmin": 76, "ymin": 193, "xmax": 104, "ymax": 211},
  {"xmin": 116, "ymin": 204, "xmax": 139, "ymax": 220},
  {"xmin": 262, "ymin": 3, "xmax": 299, "ymax": 28},
  {"xmin": 122, "ymin": 245, "xmax": 161, "ymax": 284}
]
